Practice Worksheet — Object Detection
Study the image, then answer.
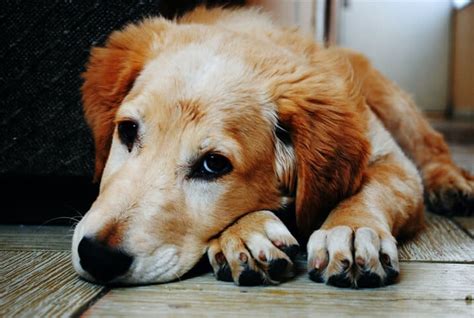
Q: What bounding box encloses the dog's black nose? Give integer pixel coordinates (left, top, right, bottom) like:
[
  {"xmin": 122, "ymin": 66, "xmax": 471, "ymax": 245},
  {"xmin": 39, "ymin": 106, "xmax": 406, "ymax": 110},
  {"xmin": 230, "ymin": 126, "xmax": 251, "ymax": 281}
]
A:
[{"xmin": 78, "ymin": 237, "xmax": 133, "ymax": 283}]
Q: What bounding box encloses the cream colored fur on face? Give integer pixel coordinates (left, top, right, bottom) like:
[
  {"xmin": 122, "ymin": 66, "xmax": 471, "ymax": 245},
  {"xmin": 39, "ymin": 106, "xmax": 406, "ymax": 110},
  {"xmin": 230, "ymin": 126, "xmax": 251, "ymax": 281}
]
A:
[{"xmin": 73, "ymin": 27, "xmax": 285, "ymax": 283}]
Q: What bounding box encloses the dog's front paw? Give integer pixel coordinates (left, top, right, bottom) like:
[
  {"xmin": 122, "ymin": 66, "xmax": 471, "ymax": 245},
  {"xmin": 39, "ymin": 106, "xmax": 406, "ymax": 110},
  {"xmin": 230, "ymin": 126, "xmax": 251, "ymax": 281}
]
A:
[
  {"xmin": 423, "ymin": 162, "xmax": 474, "ymax": 216},
  {"xmin": 207, "ymin": 210, "xmax": 299, "ymax": 286},
  {"xmin": 307, "ymin": 226, "xmax": 399, "ymax": 288}
]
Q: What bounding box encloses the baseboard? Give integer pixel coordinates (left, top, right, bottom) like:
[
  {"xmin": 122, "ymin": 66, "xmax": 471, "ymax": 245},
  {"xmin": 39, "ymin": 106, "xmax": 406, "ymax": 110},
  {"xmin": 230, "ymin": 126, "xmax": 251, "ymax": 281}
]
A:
[{"xmin": 1, "ymin": 176, "xmax": 98, "ymax": 225}]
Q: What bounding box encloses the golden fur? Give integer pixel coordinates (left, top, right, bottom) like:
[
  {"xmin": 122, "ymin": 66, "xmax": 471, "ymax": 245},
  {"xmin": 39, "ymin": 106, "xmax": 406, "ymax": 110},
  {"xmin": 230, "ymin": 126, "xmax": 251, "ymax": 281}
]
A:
[{"xmin": 72, "ymin": 6, "xmax": 473, "ymax": 288}]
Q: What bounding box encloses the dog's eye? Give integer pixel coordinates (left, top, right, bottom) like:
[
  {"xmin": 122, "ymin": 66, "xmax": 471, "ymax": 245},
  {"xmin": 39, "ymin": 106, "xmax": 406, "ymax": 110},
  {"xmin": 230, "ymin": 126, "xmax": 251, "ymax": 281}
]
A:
[
  {"xmin": 118, "ymin": 120, "xmax": 138, "ymax": 152},
  {"xmin": 190, "ymin": 153, "xmax": 232, "ymax": 180}
]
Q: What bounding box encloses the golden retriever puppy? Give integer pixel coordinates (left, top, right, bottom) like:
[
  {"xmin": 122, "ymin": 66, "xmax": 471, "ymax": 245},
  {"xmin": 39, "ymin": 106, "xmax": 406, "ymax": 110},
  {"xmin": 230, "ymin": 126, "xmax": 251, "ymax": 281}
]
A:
[{"xmin": 72, "ymin": 6, "xmax": 473, "ymax": 288}]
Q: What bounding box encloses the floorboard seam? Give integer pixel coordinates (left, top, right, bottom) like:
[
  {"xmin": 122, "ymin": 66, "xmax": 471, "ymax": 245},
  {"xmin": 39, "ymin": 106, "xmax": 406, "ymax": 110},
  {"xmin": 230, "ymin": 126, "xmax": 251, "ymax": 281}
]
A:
[
  {"xmin": 450, "ymin": 217, "xmax": 474, "ymax": 239},
  {"xmin": 70, "ymin": 287, "xmax": 111, "ymax": 318},
  {"xmin": 399, "ymin": 260, "xmax": 474, "ymax": 264}
]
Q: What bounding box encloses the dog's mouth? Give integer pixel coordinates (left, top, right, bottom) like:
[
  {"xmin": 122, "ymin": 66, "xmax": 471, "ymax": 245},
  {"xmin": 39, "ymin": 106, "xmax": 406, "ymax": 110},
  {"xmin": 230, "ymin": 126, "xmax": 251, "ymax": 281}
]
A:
[
  {"xmin": 86, "ymin": 256, "xmax": 211, "ymax": 287},
  {"xmin": 179, "ymin": 253, "xmax": 213, "ymax": 280}
]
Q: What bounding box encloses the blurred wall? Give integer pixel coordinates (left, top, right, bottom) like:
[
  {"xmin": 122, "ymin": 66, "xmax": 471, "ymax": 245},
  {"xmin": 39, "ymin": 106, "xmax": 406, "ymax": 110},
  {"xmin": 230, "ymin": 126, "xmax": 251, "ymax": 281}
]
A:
[
  {"xmin": 452, "ymin": 3, "xmax": 474, "ymax": 112},
  {"xmin": 338, "ymin": 0, "xmax": 452, "ymax": 112},
  {"xmin": 247, "ymin": 0, "xmax": 317, "ymax": 36}
]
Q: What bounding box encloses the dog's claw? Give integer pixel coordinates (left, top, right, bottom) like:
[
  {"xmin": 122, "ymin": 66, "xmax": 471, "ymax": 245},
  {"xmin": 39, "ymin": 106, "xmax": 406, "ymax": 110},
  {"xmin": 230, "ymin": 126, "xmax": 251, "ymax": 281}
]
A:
[{"xmin": 216, "ymin": 263, "xmax": 233, "ymax": 282}]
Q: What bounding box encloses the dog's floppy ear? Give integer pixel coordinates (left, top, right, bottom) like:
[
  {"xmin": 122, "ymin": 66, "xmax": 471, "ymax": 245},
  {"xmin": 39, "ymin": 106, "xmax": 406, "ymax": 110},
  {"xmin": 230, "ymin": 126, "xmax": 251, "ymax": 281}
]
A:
[
  {"xmin": 82, "ymin": 20, "xmax": 168, "ymax": 182},
  {"xmin": 272, "ymin": 54, "xmax": 370, "ymax": 238}
]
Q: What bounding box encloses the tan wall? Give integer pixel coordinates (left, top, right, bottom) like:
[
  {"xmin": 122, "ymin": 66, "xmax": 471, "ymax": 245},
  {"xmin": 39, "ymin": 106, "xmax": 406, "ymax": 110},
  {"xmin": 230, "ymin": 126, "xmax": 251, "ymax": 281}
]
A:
[{"xmin": 452, "ymin": 3, "xmax": 474, "ymax": 111}]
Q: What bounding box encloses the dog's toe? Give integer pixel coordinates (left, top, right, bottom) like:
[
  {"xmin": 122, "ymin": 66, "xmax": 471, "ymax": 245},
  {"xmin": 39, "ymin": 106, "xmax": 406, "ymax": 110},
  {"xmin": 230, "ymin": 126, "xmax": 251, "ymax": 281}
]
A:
[
  {"xmin": 307, "ymin": 226, "xmax": 354, "ymax": 288},
  {"xmin": 267, "ymin": 258, "xmax": 290, "ymax": 281},
  {"xmin": 308, "ymin": 268, "xmax": 325, "ymax": 283},
  {"xmin": 327, "ymin": 273, "xmax": 352, "ymax": 288},
  {"xmin": 383, "ymin": 264, "xmax": 400, "ymax": 285},
  {"xmin": 280, "ymin": 244, "xmax": 299, "ymax": 261},
  {"xmin": 238, "ymin": 266, "xmax": 265, "ymax": 286},
  {"xmin": 356, "ymin": 270, "xmax": 382, "ymax": 288},
  {"xmin": 215, "ymin": 257, "xmax": 233, "ymax": 282}
]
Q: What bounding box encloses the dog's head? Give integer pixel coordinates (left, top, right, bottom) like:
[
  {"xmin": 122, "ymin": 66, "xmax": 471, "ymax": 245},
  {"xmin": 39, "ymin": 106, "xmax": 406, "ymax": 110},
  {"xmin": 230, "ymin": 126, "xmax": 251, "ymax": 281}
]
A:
[{"xmin": 72, "ymin": 16, "xmax": 369, "ymax": 285}]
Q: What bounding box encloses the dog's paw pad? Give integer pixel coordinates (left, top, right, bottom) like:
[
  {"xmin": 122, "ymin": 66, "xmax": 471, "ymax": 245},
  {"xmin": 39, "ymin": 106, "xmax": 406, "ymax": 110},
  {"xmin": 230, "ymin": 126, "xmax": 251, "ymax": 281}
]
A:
[
  {"xmin": 356, "ymin": 270, "xmax": 382, "ymax": 288},
  {"xmin": 383, "ymin": 266, "xmax": 400, "ymax": 285},
  {"xmin": 216, "ymin": 263, "xmax": 233, "ymax": 282},
  {"xmin": 280, "ymin": 244, "xmax": 299, "ymax": 261},
  {"xmin": 308, "ymin": 269, "xmax": 325, "ymax": 283},
  {"xmin": 267, "ymin": 258, "xmax": 290, "ymax": 281},
  {"xmin": 327, "ymin": 273, "xmax": 352, "ymax": 288},
  {"xmin": 238, "ymin": 267, "xmax": 264, "ymax": 286}
]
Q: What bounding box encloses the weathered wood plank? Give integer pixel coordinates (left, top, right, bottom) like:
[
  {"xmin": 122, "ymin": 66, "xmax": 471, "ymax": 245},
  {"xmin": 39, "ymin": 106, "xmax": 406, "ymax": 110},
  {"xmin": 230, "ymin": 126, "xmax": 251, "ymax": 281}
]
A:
[
  {"xmin": 454, "ymin": 217, "xmax": 474, "ymax": 237},
  {"xmin": 399, "ymin": 212, "xmax": 474, "ymax": 262},
  {"xmin": 448, "ymin": 142, "xmax": 474, "ymax": 237},
  {"xmin": 84, "ymin": 262, "xmax": 474, "ymax": 317},
  {"xmin": 0, "ymin": 250, "xmax": 104, "ymax": 317},
  {"xmin": 0, "ymin": 225, "xmax": 73, "ymax": 251}
]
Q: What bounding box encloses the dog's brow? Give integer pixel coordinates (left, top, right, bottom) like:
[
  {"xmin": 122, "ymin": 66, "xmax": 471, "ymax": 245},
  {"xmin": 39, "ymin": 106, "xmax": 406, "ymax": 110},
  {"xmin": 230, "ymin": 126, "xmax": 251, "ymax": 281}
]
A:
[
  {"xmin": 178, "ymin": 99, "xmax": 205, "ymax": 122},
  {"xmin": 115, "ymin": 107, "xmax": 143, "ymax": 125},
  {"xmin": 117, "ymin": 98, "xmax": 145, "ymax": 115}
]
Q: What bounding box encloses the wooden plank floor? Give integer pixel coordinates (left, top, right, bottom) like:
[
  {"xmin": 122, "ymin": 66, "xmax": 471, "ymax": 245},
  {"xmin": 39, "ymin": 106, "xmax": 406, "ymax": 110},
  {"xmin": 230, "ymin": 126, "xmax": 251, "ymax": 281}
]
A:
[
  {"xmin": 83, "ymin": 263, "xmax": 474, "ymax": 317},
  {"xmin": 1, "ymin": 214, "xmax": 473, "ymax": 317},
  {"xmin": 1, "ymin": 143, "xmax": 473, "ymax": 317}
]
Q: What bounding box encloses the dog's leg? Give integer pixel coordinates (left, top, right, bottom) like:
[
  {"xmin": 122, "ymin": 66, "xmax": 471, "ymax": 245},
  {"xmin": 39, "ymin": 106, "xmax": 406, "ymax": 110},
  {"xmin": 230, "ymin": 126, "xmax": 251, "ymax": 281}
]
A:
[
  {"xmin": 307, "ymin": 115, "xmax": 424, "ymax": 288},
  {"xmin": 341, "ymin": 48, "xmax": 473, "ymax": 215},
  {"xmin": 207, "ymin": 210, "xmax": 299, "ymax": 286}
]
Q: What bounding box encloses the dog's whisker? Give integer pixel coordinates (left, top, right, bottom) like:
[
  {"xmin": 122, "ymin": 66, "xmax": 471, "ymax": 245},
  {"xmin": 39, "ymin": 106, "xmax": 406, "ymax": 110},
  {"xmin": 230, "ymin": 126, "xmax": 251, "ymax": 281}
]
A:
[
  {"xmin": 173, "ymin": 273, "xmax": 182, "ymax": 283},
  {"xmin": 38, "ymin": 216, "xmax": 81, "ymax": 227},
  {"xmin": 63, "ymin": 204, "xmax": 85, "ymax": 219}
]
